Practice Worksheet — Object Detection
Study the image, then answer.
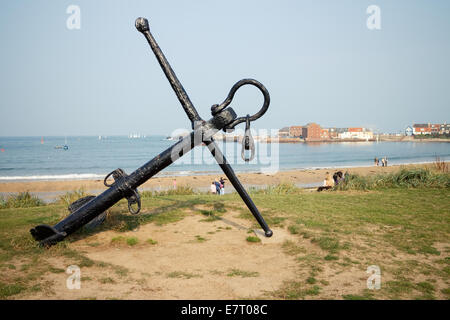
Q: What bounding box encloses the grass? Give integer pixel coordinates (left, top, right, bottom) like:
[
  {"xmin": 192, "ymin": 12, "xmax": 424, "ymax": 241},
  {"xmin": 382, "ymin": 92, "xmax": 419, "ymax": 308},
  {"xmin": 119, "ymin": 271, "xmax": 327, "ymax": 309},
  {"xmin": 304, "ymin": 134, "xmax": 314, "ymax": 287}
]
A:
[
  {"xmin": 57, "ymin": 188, "xmax": 91, "ymax": 207},
  {"xmin": 194, "ymin": 235, "xmax": 207, "ymax": 243},
  {"xmin": 0, "ymin": 192, "xmax": 44, "ymax": 209},
  {"xmin": 433, "ymin": 156, "xmax": 448, "ymax": 173},
  {"xmin": 246, "ymin": 236, "xmax": 261, "ymax": 243},
  {"xmin": 0, "ymin": 173, "xmax": 448, "ymax": 299},
  {"xmin": 335, "ymin": 168, "xmax": 450, "ymax": 191},
  {"xmin": 146, "ymin": 238, "xmax": 158, "ymax": 245},
  {"xmin": 249, "ymin": 182, "xmax": 300, "ymax": 195},
  {"xmin": 227, "ymin": 268, "xmax": 259, "ymax": 278},
  {"xmin": 141, "ymin": 185, "xmax": 196, "ymax": 197},
  {"xmin": 167, "ymin": 271, "xmax": 201, "ymax": 279},
  {"xmin": 110, "ymin": 236, "xmax": 139, "ymax": 246}
]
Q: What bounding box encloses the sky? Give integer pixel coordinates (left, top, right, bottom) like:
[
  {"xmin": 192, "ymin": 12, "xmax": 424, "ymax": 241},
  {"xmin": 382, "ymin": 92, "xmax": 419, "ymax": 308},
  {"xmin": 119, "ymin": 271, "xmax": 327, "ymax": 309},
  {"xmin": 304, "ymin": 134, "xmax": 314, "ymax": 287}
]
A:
[{"xmin": 0, "ymin": 0, "xmax": 449, "ymax": 136}]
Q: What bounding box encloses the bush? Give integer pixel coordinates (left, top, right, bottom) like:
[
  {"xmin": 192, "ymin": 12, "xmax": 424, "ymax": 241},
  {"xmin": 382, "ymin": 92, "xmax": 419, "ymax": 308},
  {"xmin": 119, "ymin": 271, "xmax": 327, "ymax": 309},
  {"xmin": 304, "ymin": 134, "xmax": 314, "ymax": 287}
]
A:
[
  {"xmin": 141, "ymin": 185, "xmax": 196, "ymax": 197},
  {"xmin": 250, "ymin": 182, "xmax": 300, "ymax": 195},
  {"xmin": 433, "ymin": 156, "xmax": 448, "ymax": 173},
  {"xmin": 335, "ymin": 168, "xmax": 450, "ymax": 191},
  {"xmin": 0, "ymin": 192, "xmax": 45, "ymax": 209},
  {"xmin": 57, "ymin": 188, "xmax": 90, "ymax": 207}
]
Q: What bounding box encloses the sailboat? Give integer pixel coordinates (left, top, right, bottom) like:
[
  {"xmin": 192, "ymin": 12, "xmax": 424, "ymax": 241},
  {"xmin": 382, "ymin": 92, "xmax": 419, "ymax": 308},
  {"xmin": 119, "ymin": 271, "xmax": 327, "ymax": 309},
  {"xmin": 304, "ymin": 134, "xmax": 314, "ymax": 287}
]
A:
[{"xmin": 55, "ymin": 136, "xmax": 69, "ymax": 150}]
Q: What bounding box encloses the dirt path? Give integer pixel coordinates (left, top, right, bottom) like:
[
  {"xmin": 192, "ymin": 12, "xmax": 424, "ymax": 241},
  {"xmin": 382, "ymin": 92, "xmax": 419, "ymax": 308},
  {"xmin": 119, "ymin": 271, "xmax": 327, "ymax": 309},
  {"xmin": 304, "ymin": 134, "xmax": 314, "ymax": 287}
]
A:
[{"xmin": 20, "ymin": 210, "xmax": 299, "ymax": 300}]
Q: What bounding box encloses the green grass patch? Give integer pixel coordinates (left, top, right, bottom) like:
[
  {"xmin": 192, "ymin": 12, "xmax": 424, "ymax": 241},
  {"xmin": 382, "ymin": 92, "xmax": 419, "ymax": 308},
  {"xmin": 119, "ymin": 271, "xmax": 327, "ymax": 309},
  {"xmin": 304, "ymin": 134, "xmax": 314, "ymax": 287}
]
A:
[
  {"xmin": 110, "ymin": 236, "xmax": 138, "ymax": 246},
  {"xmin": 57, "ymin": 188, "xmax": 91, "ymax": 207},
  {"xmin": 167, "ymin": 271, "xmax": 201, "ymax": 279},
  {"xmin": 324, "ymin": 254, "xmax": 339, "ymax": 261},
  {"xmin": 336, "ymin": 168, "xmax": 450, "ymax": 191},
  {"xmin": 99, "ymin": 277, "xmax": 116, "ymax": 284},
  {"xmin": 0, "ymin": 283, "xmax": 26, "ymax": 299},
  {"xmin": 0, "ymin": 192, "xmax": 44, "ymax": 209},
  {"xmin": 146, "ymin": 238, "xmax": 158, "ymax": 245},
  {"xmin": 227, "ymin": 268, "xmax": 259, "ymax": 277},
  {"xmin": 246, "ymin": 236, "xmax": 261, "ymax": 243}
]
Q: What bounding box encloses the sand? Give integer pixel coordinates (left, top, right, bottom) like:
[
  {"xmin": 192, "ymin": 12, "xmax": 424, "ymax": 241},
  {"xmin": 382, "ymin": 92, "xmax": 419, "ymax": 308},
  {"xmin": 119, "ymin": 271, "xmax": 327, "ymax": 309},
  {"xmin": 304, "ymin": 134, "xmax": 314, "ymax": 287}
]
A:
[{"xmin": 0, "ymin": 163, "xmax": 434, "ymax": 193}]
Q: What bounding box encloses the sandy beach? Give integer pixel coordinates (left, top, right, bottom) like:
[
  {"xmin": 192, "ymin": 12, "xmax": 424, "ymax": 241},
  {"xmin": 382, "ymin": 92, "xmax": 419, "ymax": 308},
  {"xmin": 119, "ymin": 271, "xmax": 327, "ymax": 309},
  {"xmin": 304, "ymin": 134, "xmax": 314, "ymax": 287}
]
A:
[{"xmin": 0, "ymin": 163, "xmax": 436, "ymax": 194}]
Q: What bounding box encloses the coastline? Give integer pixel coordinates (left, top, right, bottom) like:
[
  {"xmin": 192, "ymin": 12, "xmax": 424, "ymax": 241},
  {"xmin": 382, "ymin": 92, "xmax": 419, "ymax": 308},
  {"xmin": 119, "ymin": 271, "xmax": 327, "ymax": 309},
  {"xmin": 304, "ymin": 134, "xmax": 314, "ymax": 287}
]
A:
[{"xmin": 0, "ymin": 163, "xmax": 438, "ymax": 194}]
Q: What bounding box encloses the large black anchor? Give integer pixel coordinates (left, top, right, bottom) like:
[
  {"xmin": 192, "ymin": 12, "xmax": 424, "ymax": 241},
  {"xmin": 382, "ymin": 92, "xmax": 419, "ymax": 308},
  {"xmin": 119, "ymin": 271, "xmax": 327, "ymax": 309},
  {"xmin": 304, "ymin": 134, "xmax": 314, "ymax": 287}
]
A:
[{"xmin": 30, "ymin": 17, "xmax": 273, "ymax": 247}]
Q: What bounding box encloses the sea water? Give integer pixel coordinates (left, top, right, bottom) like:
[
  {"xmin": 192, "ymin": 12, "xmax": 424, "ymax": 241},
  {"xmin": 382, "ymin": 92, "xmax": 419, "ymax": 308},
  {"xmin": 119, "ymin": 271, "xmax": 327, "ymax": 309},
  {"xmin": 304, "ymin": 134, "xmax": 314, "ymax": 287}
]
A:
[{"xmin": 0, "ymin": 136, "xmax": 449, "ymax": 181}]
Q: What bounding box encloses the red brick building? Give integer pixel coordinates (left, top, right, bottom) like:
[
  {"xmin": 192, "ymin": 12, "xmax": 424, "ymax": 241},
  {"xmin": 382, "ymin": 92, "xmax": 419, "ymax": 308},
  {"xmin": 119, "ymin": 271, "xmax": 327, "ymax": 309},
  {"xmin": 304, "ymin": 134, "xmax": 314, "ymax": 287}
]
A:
[
  {"xmin": 348, "ymin": 127, "xmax": 363, "ymax": 133},
  {"xmin": 413, "ymin": 124, "xmax": 432, "ymax": 135},
  {"xmin": 302, "ymin": 123, "xmax": 322, "ymax": 141}
]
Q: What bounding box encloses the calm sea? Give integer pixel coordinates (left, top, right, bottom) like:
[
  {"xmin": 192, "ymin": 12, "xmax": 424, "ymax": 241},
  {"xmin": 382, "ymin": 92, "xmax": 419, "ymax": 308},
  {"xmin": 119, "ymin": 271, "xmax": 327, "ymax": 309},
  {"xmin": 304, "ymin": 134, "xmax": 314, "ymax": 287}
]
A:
[{"xmin": 0, "ymin": 136, "xmax": 449, "ymax": 181}]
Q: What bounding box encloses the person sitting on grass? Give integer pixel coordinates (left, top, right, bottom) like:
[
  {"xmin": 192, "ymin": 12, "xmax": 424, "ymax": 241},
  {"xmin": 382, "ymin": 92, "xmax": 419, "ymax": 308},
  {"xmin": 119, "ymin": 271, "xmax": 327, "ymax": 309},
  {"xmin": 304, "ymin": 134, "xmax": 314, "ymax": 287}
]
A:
[{"xmin": 317, "ymin": 172, "xmax": 334, "ymax": 192}]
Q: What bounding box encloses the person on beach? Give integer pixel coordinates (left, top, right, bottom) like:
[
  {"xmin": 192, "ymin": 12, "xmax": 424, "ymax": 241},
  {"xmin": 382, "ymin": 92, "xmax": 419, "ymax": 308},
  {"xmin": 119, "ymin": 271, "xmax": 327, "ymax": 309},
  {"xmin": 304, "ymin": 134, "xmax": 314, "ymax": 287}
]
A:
[
  {"xmin": 384, "ymin": 157, "xmax": 388, "ymax": 167},
  {"xmin": 374, "ymin": 157, "xmax": 378, "ymax": 166},
  {"xmin": 317, "ymin": 172, "xmax": 334, "ymax": 191},
  {"xmin": 335, "ymin": 171, "xmax": 344, "ymax": 185},
  {"xmin": 333, "ymin": 172, "xmax": 339, "ymax": 185},
  {"xmin": 219, "ymin": 177, "xmax": 226, "ymax": 195},
  {"xmin": 210, "ymin": 182, "xmax": 216, "ymax": 194},
  {"xmin": 214, "ymin": 179, "xmax": 221, "ymax": 195},
  {"xmin": 381, "ymin": 158, "xmax": 385, "ymax": 167},
  {"xmin": 173, "ymin": 179, "xmax": 177, "ymax": 189}
]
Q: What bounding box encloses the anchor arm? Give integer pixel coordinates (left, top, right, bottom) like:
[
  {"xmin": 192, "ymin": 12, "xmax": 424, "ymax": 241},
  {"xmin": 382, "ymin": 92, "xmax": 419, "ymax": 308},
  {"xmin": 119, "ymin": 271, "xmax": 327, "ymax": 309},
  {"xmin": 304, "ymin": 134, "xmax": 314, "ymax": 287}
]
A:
[{"xmin": 205, "ymin": 139, "xmax": 273, "ymax": 237}]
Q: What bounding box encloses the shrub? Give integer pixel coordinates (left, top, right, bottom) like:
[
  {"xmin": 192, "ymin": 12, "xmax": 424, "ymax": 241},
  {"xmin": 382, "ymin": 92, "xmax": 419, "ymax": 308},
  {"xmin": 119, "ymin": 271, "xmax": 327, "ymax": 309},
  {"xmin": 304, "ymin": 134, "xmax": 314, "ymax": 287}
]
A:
[
  {"xmin": 57, "ymin": 188, "xmax": 90, "ymax": 207},
  {"xmin": 250, "ymin": 182, "xmax": 300, "ymax": 195},
  {"xmin": 335, "ymin": 168, "xmax": 450, "ymax": 191},
  {"xmin": 433, "ymin": 156, "xmax": 448, "ymax": 173},
  {"xmin": 141, "ymin": 185, "xmax": 196, "ymax": 197},
  {"xmin": 0, "ymin": 192, "xmax": 45, "ymax": 209}
]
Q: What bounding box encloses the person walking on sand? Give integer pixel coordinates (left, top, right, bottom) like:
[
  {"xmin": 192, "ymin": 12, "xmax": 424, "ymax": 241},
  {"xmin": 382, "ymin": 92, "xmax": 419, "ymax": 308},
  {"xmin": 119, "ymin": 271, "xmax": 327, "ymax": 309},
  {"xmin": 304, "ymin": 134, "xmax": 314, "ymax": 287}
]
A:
[
  {"xmin": 381, "ymin": 158, "xmax": 385, "ymax": 167},
  {"xmin": 210, "ymin": 182, "xmax": 216, "ymax": 194},
  {"xmin": 374, "ymin": 157, "xmax": 378, "ymax": 166},
  {"xmin": 384, "ymin": 157, "xmax": 388, "ymax": 167}
]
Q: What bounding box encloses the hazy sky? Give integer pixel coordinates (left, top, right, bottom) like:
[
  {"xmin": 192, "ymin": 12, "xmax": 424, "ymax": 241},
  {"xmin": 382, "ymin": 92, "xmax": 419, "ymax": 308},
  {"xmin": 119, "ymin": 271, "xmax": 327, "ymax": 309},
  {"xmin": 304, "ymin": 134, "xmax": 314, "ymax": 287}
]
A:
[{"xmin": 0, "ymin": 0, "xmax": 449, "ymax": 136}]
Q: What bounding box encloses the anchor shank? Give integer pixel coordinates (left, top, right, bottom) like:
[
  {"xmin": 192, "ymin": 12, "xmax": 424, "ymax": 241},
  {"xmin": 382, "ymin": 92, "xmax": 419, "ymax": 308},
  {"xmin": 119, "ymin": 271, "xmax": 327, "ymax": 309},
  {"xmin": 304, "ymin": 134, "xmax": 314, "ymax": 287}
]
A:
[{"xmin": 136, "ymin": 18, "xmax": 202, "ymax": 127}]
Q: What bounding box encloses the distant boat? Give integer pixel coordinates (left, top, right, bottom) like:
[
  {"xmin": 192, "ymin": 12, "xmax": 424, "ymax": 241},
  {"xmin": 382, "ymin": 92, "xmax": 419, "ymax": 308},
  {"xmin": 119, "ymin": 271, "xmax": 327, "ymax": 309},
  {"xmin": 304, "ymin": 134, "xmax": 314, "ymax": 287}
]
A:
[{"xmin": 55, "ymin": 136, "xmax": 69, "ymax": 150}]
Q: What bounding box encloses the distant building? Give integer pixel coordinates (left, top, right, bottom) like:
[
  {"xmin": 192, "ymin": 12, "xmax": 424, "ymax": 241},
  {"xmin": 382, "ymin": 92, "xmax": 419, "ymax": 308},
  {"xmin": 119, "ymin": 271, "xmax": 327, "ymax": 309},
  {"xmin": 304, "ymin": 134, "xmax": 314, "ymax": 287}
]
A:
[
  {"xmin": 278, "ymin": 127, "xmax": 290, "ymax": 137},
  {"xmin": 279, "ymin": 123, "xmax": 374, "ymax": 140},
  {"xmin": 289, "ymin": 126, "xmax": 303, "ymax": 138},
  {"xmin": 302, "ymin": 123, "xmax": 322, "ymax": 141},
  {"xmin": 430, "ymin": 124, "xmax": 440, "ymax": 134},
  {"xmin": 405, "ymin": 126, "xmax": 413, "ymax": 136},
  {"xmin": 338, "ymin": 128, "xmax": 373, "ymax": 140},
  {"xmin": 413, "ymin": 124, "xmax": 432, "ymax": 135},
  {"xmin": 320, "ymin": 128, "xmax": 330, "ymax": 139},
  {"xmin": 412, "ymin": 123, "xmax": 449, "ymax": 135},
  {"xmin": 440, "ymin": 123, "xmax": 450, "ymax": 134},
  {"xmin": 328, "ymin": 127, "xmax": 338, "ymax": 139}
]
